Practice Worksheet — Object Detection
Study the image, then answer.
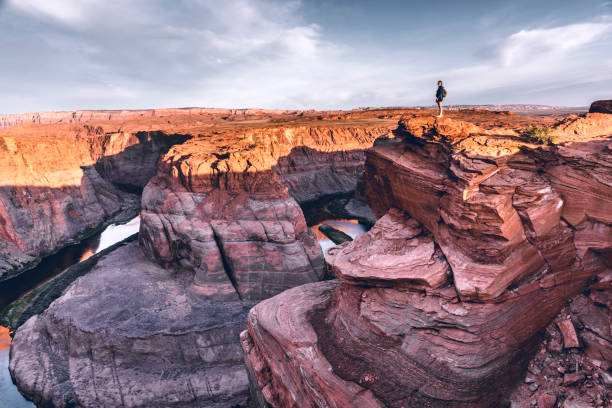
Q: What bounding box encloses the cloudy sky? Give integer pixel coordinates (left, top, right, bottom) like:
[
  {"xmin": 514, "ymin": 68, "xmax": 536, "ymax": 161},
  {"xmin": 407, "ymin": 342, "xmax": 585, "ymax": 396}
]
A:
[{"xmin": 0, "ymin": 0, "xmax": 610, "ymax": 113}]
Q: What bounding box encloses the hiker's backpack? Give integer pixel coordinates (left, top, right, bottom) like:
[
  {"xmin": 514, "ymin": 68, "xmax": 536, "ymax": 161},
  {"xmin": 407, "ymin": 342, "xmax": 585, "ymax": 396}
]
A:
[{"xmin": 442, "ymin": 88, "xmax": 447, "ymax": 98}]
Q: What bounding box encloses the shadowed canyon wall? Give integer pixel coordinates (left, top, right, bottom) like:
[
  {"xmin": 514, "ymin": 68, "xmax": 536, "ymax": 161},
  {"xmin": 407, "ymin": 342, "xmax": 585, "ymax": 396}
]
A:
[
  {"xmin": 0, "ymin": 123, "xmax": 189, "ymax": 280},
  {"xmin": 8, "ymin": 115, "xmax": 398, "ymax": 407}
]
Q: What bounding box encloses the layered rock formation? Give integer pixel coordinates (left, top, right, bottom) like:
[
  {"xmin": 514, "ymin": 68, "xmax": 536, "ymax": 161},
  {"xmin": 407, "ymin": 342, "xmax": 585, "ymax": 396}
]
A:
[
  {"xmin": 589, "ymin": 100, "xmax": 612, "ymax": 114},
  {"xmin": 9, "ymin": 115, "xmax": 396, "ymax": 407},
  {"xmin": 140, "ymin": 123, "xmax": 394, "ymax": 300},
  {"xmin": 242, "ymin": 113, "xmax": 612, "ymax": 407},
  {"xmin": 0, "ymin": 108, "xmax": 301, "ymax": 130},
  {"xmin": 0, "ymin": 123, "xmax": 187, "ymax": 280}
]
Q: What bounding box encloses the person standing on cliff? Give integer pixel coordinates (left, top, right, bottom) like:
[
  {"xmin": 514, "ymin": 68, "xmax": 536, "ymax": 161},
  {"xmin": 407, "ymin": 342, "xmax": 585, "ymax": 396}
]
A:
[{"xmin": 435, "ymin": 80, "xmax": 446, "ymax": 117}]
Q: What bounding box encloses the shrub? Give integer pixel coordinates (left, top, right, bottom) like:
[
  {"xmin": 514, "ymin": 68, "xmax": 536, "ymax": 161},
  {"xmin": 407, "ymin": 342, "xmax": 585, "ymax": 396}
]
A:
[{"xmin": 520, "ymin": 125, "xmax": 556, "ymax": 145}]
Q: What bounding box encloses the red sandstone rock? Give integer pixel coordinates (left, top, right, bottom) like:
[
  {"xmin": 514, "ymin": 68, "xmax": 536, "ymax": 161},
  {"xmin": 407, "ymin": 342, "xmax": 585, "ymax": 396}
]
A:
[
  {"xmin": 563, "ymin": 373, "xmax": 585, "ymax": 386},
  {"xmin": 537, "ymin": 393, "xmax": 557, "ymax": 408},
  {"xmin": 557, "ymin": 320, "xmax": 580, "ymax": 348},
  {"xmin": 510, "ymin": 285, "xmax": 612, "ymax": 407},
  {"xmin": 140, "ymin": 122, "xmax": 394, "ymax": 300},
  {"xmin": 327, "ymin": 208, "xmax": 450, "ymax": 288},
  {"xmin": 365, "ymin": 114, "xmax": 612, "ymax": 301},
  {"xmin": 6, "ymin": 106, "xmax": 611, "ymax": 408},
  {"xmin": 241, "ymin": 281, "xmax": 385, "ymax": 408},
  {"xmin": 0, "ymin": 122, "xmax": 190, "ymax": 280},
  {"xmin": 243, "ymin": 111, "xmax": 612, "ymax": 408}
]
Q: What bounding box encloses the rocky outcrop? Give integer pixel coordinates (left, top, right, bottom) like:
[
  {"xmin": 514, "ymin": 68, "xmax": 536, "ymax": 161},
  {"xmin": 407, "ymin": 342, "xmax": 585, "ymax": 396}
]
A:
[
  {"xmin": 327, "ymin": 209, "xmax": 450, "ymax": 288},
  {"xmin": 242, "ymin": 113, "xmax": 612, "ymax": 407},
  {"xmin": 510, "ymin": 272, "xmax": 612, "ymax": 407},
  {"xmin": 0, "ymin": 124, "xmax": 187, "ymax": 280},
  {"xmin": 10, "ymin": 242, "xmax": 254, "ymax": 408},
  {"xmin": 589, "ymin": 100, "xmax": 612, "ymax": 114},
  {"xmin": 366, "ymin": 114, "xmax": 611, "ymax": 300},
  {"xmin": 9, "ymin": 115, "xmax": 396, "ymax": 407},
  {"xmin": 140, "ymin": 123, "xmax": 393, "ymax": 301}
]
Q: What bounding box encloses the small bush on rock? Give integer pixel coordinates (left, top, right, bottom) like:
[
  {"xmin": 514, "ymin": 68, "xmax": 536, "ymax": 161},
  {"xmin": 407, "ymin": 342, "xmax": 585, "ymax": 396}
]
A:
[{"xmin": 521, "ymin": 126, "xmax": 557, "ymax": 145}]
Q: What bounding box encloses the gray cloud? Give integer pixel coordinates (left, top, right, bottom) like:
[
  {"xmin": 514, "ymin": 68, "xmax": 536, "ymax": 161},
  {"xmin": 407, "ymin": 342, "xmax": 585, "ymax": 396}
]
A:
[
  {"xmin": 478, "ymin": 20, "xmax": 612, "ymax": 66},
  {"xmin": 0, "ymin": 1, "xmax": 610, "ymax": 113}
]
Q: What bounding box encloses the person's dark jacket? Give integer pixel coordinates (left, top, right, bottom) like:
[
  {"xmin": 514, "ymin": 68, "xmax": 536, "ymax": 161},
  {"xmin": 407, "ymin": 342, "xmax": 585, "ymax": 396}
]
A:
[{"xmin": 436, "ymin": 86, "xmax": 445, "ymax": 101}]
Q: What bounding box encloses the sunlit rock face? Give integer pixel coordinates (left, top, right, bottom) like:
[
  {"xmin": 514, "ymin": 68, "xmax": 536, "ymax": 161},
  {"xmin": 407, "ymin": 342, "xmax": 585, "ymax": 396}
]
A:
[
  {"xmin": 139, "ymin": 123, "xmax": 394, "ymax": 301},
  {"xmin": 0, "ymin": 107, "xmax": 303, "ymax": 130},
  {"xmin": 8, "ymin": 111, "xmax": 398, "ymax": 408},
  {"xmin": 0, "ymin": 124, "xmax": 187, "ymax": 281},
  {"xmin": 242, "ymin": 112, "xmax": 612, "ymax": 408}
]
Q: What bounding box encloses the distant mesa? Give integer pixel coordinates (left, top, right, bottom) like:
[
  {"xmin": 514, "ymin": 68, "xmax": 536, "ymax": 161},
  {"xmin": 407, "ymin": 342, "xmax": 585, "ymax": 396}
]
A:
[{"xmin": 0, "ymin": 104, "xmax": 589, "ymax": 130}]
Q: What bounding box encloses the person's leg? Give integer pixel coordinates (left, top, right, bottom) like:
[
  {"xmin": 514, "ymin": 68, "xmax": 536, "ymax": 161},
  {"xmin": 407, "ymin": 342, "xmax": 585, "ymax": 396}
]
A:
[{"xmin": 436, "ymin": 100, "xmax": 443, "ymax": 117}]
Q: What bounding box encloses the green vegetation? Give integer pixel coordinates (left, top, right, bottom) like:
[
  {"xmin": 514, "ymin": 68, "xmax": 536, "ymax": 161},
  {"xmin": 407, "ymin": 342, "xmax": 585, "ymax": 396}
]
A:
[{"xmin": 520, "ymin": 125, "xmax": 557, "ymax": 145}]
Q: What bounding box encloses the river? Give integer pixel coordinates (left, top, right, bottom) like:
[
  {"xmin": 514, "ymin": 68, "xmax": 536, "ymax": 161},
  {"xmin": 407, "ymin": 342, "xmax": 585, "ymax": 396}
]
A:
[
  {"xmin": 310, "ymin": 219, "xmax": 367, "ymax": 257},
  {"xmin": 0, "ymin": 206, "xmax": 369, "ymax": 406},
  {"xmin": 0, "ymin": 216, "xmax": 141, "ymax": 408}
]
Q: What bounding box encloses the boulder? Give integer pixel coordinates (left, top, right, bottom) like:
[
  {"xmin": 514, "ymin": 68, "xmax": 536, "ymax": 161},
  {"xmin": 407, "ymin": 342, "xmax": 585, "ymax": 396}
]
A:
[
  {"xmin": 327, "ymin": 208, "xmax": 449, "ymax": 288},
  {"xmin": 556, "ymin": 320, "xmax": 580, "ymax": 349}
]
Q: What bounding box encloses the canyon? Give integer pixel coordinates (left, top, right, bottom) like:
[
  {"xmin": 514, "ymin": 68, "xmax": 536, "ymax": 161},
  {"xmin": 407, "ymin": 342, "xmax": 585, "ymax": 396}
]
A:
[
  {"xmin": 3, "ymin": 108, "xmax": 394, "ymax": 407},
  {"xmin": 1, "ymin": 103, "xmax": 610, "ymax": 407}
]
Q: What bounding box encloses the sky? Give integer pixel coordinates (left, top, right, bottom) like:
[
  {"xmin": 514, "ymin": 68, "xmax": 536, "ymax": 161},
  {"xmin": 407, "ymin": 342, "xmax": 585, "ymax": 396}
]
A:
[{"xmin": 0, "ymin": 0, "xmax": 611, "ymax": 113}]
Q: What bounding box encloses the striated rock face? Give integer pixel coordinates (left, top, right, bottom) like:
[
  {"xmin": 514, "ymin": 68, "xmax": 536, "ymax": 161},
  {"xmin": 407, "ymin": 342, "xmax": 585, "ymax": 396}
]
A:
[
  {"xmin": 140, "ymin": 123, "xmax": 393, "ymax": 301},
  {"xmin": 10, "ymin": 242, "xmax": 254, "ymax": 408},
  {"xmin": 589, "ymin": 100, "xmax": 612, "ymax": 114},
  {"xmin": 327, "ymin": 208, "xmax": 450, "ymax": 288},
  {"xmin": 0, "ymin": 124, "xmax": 186, "ymax": 280},
  {"xmin": 9, "ymin": 112, "xmax": 397, "ymax": 408},
  {"xmin": 242, "ymin": 112, "xmax": 612, "ymax": 407},
  {"xmin": 366, "ymin": 114, "xmax": 612, "ymax": 300}
]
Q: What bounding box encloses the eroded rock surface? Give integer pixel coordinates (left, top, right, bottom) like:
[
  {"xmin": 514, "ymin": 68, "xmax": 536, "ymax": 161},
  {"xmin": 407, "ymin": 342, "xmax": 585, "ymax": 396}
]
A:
[
  {"xmin": 327, "ymin": 208, "xmax": 450, "ymax": 288},
  {"xmin": 243, "ymin": 112, "xmax": 612, "ymax": 407},
  {"xmin": 0, "ymin": 124, "xmax": 187, "ymax": 280},
  {"xmin": 140, "ymin": 123, "xmax": 393, "ymax": 300},
  {"xmin": 10, "ymin": 243, "xmax": 253, "ymax": 408},
  {"xmin": 9, "ymin": 110, "xmax": 398, "ymax": 407}
]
